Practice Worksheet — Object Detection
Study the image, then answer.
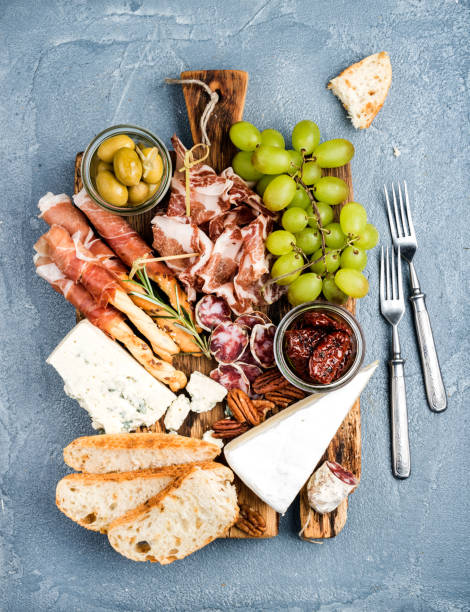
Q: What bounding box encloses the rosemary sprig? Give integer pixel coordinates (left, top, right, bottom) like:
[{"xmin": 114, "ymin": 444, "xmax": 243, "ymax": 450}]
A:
[{"xmin": 128, "ymin": 266, "xmax": 211, "ymax": 359}]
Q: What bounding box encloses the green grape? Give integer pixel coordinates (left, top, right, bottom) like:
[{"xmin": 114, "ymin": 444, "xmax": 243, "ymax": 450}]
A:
[
  {"xmin": 301, "ymin": 161, "xmax": 322, "ymax": 185},
  {"xmin": 322, "ymin": 273, "xmax": 348, "ymax": 304},
  {"xmin": 313, "ymin": 139, "xmax": 355, "ymax": 168},
  {"xmin": 286, "ymin": 150, "xmax": 303, "ymax": 176},
  {"xmin": 263, "ymin": 174, "xmax": 297, "ymax": 211},
  {"xmin": 252, "ymin": 145, "xmax": 290, "ymax": 174},
  {"xmin": 311, "ymin": 248, "xmax": 341, "ymax": 275},
  {"xmin": 306, "ymin": 202, "xmax": 334, "ymax": 228},
  {"xmin": 339, "ymin": 202, "xmax": 367, "ymax": 236},
  {"xmin": 294, "ymin": 227, "xmax": 321, "ymax": 255},
  {"xmin": 287, "ymin": 186, "xmax": 310, "ymax": 210},
  {"xmin": 355, "ymin": 223, "xmax": 379, "ymax": 250},
  {"xmin": 256, "ymin": 174, "xmax": 278, "ymax": 196},
  {"xmin": 288, "ymin": 273, "xmax": 322, "ymax": 306},
  {"xmin": 282, "ymin": 207, "xmax": 308, "ymax": 233},
  {"xmin": 261, "ymin": 129, "xmax": 285, "ymax": 149},
  {"xmin": 324, "ymin": 222, "xmax": 347, "ymax": 249},
  {"xmin": 340, "ymin": 246, "xmax": 367, "ymax": 271},
  {"xmin": 271, "ymin": 252, "xmax": 303, "ymax": 286},
  {"xmin": 291, "ymin": 120, "xmax": 320, "ymax": 154},
  {"xmin": 232, "ymin": 151, "xmax": 264, "ymax": 181},
  {"xmin": 335, "ymin": 268, "xmax": 369, "ymax": 298},
  {"xmin": 312, "ymin": 176, "xmax": 348, "ymax": 205},
  {"xmin": 265, "ymin": 230, "xmax": 296, "ymax": 256},
  {"xmin": 229, "ymin": 121, "xmax": 261, "ymax": 151}
]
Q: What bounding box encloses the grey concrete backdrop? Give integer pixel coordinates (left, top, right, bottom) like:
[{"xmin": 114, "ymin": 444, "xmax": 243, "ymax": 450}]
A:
[{"xmin": 1, "ymin": 0, "xmax": 469, "ymax": 610}]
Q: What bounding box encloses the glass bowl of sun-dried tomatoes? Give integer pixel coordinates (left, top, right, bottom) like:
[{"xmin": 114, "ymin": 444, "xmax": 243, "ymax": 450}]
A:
[{"xmin": 273, "ymin": 302, "xmax": 365, "ymax": 393}]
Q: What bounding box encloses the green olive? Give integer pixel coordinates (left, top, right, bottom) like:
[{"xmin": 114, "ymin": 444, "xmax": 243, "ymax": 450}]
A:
[
  {"xmin": 138, "ymin": 146, "xmax": 163, "ymax": 184},
  {"xmin": 146, "ymin": 182, "xmax": 160, "ymax": 198},
  {"xmin": 96, "ymin": 160, "xmax": 112, "ymax": 173},
  {"xmin": 113, "ymin": 147, "xmax": 142, "ymax": 186},
  {"xmin": 128, "ymin": 182, "xmax": 149, "ymax": 205},
  {"xmin": 96, "ymin": 170, "xmax": 128, "ymax": 206},
  {"xmin": 97, "ymin": 134, "xmax": 135, "ymax": 163}
]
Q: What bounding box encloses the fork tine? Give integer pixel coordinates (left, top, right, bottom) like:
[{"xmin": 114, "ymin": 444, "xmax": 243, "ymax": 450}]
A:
[
  {"xmin": 392, "ymin": 184, "xmax": 403, "ymax": 237},
  {"xmin": 391, "ymin": 246, "xmax": 397, "ymax": 300},
  {"xmin": 397, "ymin": 245, "xmax": 404, "ymax": 302},
  {"xmin": 397, "ymin": 183, "xmax": 409, "ymax": 236},
  {"xmin": 403, "ymin": 181, "xmax": 416, "ymax": 238},
  {"xmin": 380, "ymin": 246, "xmax": 385, "ymax": 303},
  {"xmin": 385, "ymin": 246, "xmax": 391, "ymax": 300},
  {"xmin": 384, "ymin": 185, "xmax": 398, "ymax": 240}
]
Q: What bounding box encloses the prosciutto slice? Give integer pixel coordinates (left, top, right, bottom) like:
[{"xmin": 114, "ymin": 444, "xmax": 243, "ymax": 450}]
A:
[
  {"xmin": 199, "ymin": 226, "xmax": 244, "ymax": 294},
  {"xmin": 221, "ymin": 168, "xmax": 276, "ymax": 218},
  {"xmin": 166, "ymin": 136, "xmax": 233, "ymax": 225}
]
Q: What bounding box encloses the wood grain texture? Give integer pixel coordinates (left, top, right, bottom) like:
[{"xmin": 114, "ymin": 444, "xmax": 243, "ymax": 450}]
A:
[{"xmin": 299, "ymin": 164, "xmax": 360, "ymax": 540}]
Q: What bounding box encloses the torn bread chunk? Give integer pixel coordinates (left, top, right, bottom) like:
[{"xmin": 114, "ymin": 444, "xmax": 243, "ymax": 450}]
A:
[
  {"xmin": 328, "ymin": 51, "xmax": 392, "ymax": 129},
  {"xmin": 107, "ymin": 464, "xmax": 238, "ymax": 563}
]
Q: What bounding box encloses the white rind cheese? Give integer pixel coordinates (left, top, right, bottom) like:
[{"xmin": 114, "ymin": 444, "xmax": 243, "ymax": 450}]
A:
[
  {"xmin": 224, "ymin": 362, "xmax": 378, "ymax": 514},
  {"xmin": 164, "ymin": 395, "xmax": 191, "ymax": 432},
  {"xmin": 47, "ymin": 320, "xmax": 176, "ymax": 433},
  {"xmin": 203, "ymin": 429, "xmax": 224, "ymax": 449},
  {"xmin": 186, "ymin": 371, "xmax": 227, "ymax": 414}
]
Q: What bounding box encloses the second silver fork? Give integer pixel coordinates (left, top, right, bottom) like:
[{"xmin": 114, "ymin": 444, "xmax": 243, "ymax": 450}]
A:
[{"xmin": 380, "ymin": 246, "xmax": 411, "ymax": 479}]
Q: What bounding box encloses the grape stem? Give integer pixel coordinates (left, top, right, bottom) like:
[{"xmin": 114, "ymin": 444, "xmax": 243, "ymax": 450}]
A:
[{"xmin": 263, "ymin": 251, "xmax": 331, "ymax": 287}]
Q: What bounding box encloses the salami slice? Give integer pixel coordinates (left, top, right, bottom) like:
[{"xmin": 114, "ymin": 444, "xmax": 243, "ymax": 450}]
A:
[
  {"xmin": 210, "ymin": 321, "xmax": 248, "ymax": 364},
  {"xmin": 235, "ymin": 311, "xmax": 271, "ymax": 331},
  {"xmin": 236, "ymin": 362, "xmax": 263, "ymax": 384},
  {"xmin": 238, "ymin": 342, "xmax": 258, "ymax": 366},
  {"xmin": 307, "ymin": 461, "xmax": 359, "ymax": 514},
  {"xmin": 210, "ymin": 363, "xmax": 251, "ymax": 395},
  {"xmin": 195, "ymin": 295, "xmax": 232, "ymax": 332},
  {"xmin": 250, "ymin": 323, "xmax": 276, "ymax": 369}
]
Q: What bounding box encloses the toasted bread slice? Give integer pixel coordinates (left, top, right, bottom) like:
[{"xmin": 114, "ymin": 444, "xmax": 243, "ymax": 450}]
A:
[
  {"xmin": 56, "ymin": 466, "xmax": 194, "ymax": 533},
  {"xmin": 63, "ymin": 433, "xmax": 221, "ymax": 474},
  {"xmin": 107, "ymin": 464, "xmax": 238, "ymax": 564},
  {"xmin": 328, "ymin": 51, "xmax": 392, "ymax": 129}
]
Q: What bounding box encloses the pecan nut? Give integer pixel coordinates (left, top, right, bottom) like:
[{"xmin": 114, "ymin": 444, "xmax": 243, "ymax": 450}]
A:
[
  {"xmin": 227, "ymin": 389, "xmax": 261, "ymax": 426},
  {"xmin": 212, "ymin": 418, "xmax": 249, "ymax": 439},
  {"xmin": 252, "ymin": 370, "xmax": 291, "ymax": 394},
  {"xmin": 251, "ymin": 399, "xmax": 275, "ymax": 421},
  {"xmin": 235, "ymin": 504, "xmax": 267, "ymax": 537}
]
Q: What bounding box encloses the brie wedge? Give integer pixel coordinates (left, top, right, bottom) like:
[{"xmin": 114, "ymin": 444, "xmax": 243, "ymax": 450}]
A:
[
  {"xmin": 224, "ymin": 362, "xmax": 378, "ymax": 514},
  {"xmin": 47, "ymin": 320, "xmax": 176, "ymax": 433}
]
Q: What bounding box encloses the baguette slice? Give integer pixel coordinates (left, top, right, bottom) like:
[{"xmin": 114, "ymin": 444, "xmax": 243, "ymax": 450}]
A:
[
  {"xmin": 63, "ymin": 433, "xmax": 221, "ymax": 474},
  {"xmin": 56, "ymin": 466, "xmax": 194, "ymax": 533},
  {"xmin": 107, "ymin": 464, "xmax": 238, "ymax": 564},
  {"xmin": 328, "ymin": 51, "xmax": 392, "ymax": 129}
]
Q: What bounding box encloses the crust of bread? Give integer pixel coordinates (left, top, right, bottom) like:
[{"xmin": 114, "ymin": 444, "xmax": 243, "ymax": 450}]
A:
[
  {"xmin": 107, "ymin": 464, "xmax": 238, "ymax": 564},
  {"xmin": 328, "ymin": 51, "xmax": 392, "ymax": 129}
]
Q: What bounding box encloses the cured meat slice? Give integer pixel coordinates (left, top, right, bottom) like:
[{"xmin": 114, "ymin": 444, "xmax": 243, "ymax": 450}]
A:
[
  {"xmin": 209, "ymin": 364, "xmax": 250, "ymax": 395},
  {"xmin": 250, "ymin": 323, "xmax": 276, "ymax": 369},
  {"xmin": 208, "ymin": 206, "xmax": 257, "ymax": 241},
  {"xmin": 235, "ymin": 311, "xmax": 271, "ymax": 331},
  {"xmin": 167, "ymin": 136, "xmax": 232, "ymax": 225},
  {"xmin": 199, "ymin": 226, "xmax": 244, "ymax": 294},
  {"xmin": 220, "ymin": 168, "xmax": 276, "ymax": 218},
  {"xmin": 195, "ymin": 295, "xmax": 231, "ymax": 332},
  {"xmin": 235, "ymin": 362, "xmax": 262, "ymax": 384},
  {"xmin": 307, "ymin": 461, "xmax": 359, "ymax": 514},
  {"xmin": 238, "ymin": 342, "xmax": 258, "ymax": 366},
  {"xmin": 210, "ymin": 322, "xmax": 248, "ymax": 364}
]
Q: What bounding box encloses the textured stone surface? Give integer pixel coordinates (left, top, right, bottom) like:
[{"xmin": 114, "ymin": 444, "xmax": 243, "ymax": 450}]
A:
[{"xmin": 1, "ymin": 0, "xmax": 469, "ymax": 610}]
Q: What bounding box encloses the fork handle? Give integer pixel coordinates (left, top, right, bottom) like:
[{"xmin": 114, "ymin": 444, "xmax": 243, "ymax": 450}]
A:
[
  {"xmin": 410, "ymin": 291, "xmax": 447, "ymax": 413},
  {"xmin": 390, "ymin": 358, "xmax": 411, "ymax": 479}
]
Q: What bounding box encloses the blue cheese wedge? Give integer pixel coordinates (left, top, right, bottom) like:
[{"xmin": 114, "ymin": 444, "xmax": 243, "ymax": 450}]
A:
[
  {"xmin": 224, "ymin": 362, "xmax": 378, "ymax": 514},
  {"xmin": 186, "ymin": 371, "xmax": 227, "ymax": 414},
  {"xmin": 164, "ymin": 395, "xmax": 191, "ymax": 432},
  {"xmin": 47, "ymin": 320, "xmax": 176, "ymax": 433}
]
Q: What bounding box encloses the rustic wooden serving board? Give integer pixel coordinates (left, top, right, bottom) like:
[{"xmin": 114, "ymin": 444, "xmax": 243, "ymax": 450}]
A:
[{"xmin": 74, "ymin": 69, "xmax": 359, "ymax": 540}]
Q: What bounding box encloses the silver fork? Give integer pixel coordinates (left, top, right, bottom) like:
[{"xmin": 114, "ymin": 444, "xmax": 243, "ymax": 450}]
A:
[
  {"xmin": 380, "ymin": 246, "xmax": 411, "ymax": 479},
  {"xmin": 384, "ymin": 182, "xmax": 447, "ymax": 413}
]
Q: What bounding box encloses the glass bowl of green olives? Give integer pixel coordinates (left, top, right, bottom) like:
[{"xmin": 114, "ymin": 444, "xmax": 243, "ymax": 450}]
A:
[{"xmin": 81, "ymin": 124, "xmax": 172, "ymax": 216}]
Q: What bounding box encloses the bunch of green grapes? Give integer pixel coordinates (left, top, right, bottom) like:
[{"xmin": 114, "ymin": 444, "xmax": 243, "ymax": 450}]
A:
[{"xmin": 229, "ymin": 120, "xmax": 379, "ymax": 307}]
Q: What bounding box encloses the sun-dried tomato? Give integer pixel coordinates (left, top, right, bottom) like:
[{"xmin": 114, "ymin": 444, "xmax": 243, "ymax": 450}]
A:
[
  {"xmin": 308, "ymin": 330, "xmax": 352, "ymax": 384},
  {"xmin": 285, "ymin": 328, "xmax": 323, "ymax": 374},
  {"xmin": 301, "ymin": 311, "xmax": 349, "ymax": 333}
]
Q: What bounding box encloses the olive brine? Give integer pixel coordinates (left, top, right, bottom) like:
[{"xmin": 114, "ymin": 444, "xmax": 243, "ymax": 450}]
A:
[
  {"xmin": 93, "ymin": 134, "xmax": 163, "ymax": 207},
  {"xmin": 229, "ymin": 120, "xmax": 379, "ymax": 306}
]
